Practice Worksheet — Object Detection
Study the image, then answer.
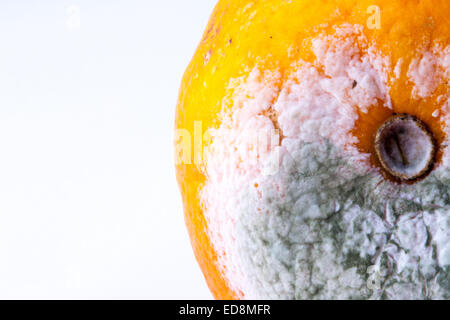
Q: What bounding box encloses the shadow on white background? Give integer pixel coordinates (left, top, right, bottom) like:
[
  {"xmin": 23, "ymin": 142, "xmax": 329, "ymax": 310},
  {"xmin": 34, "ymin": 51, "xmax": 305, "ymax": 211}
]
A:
[{"xmin": 0, "ymin": 0, "xmax": 216, "ymax": 299}]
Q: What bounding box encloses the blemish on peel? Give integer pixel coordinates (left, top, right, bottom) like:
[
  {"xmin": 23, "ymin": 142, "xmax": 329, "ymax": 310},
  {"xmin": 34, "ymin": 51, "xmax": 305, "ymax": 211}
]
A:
[
  {"xmin": 201, "ymin": 25, "xmax": 450, "ymax": 300},
  {"xmin": 394, "ymin": 58, "xmax": 403, "ymax": 80},
  {"xmin": 204, "ymin": 50, "xmax": 212, "ymax": 65}
]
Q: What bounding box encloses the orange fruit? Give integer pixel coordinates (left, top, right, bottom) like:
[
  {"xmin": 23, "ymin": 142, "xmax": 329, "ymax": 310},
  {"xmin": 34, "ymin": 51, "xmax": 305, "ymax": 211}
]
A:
[{"xmin": 175, "ymin": 0, "xmax": 450, "ymax": 299}]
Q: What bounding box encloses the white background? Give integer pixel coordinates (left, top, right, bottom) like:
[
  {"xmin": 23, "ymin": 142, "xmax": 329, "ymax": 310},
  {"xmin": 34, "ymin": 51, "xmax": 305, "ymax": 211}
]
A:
[{"xmin": 0, "ymin": 0, "xmax": 216, "ymax": 299}]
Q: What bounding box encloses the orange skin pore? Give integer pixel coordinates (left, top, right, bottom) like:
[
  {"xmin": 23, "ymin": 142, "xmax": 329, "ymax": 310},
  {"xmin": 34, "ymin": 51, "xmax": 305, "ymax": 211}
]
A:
[{"xmin": 175, "ymin": 0, "xmax": 450, "ymax": 299}]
